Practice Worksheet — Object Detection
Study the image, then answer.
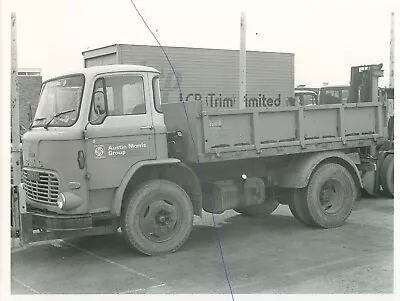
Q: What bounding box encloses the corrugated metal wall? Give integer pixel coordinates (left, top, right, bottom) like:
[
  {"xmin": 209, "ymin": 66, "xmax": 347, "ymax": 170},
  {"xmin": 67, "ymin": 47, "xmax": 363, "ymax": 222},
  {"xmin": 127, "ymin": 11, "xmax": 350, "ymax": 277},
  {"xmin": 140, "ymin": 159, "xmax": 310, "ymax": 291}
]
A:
[{"xmin": 83, "ymin": 44, "xmax": 295, "ymax": 108}]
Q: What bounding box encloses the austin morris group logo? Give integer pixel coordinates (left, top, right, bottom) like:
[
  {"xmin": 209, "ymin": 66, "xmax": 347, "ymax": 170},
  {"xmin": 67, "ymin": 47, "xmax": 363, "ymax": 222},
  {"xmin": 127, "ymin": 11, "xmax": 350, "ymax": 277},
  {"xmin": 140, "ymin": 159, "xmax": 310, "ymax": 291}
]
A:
[{"xmin": 94, "ymin": 145, "xmax": 105, "ymax": 159}]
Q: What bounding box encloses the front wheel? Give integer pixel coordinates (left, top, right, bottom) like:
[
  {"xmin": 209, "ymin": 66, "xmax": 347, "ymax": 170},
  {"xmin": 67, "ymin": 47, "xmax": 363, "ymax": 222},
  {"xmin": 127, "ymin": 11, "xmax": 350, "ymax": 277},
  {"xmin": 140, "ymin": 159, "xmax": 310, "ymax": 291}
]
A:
[{"xmin": 122, "ymin": 179, "xmax": 194, "ymax": 256}]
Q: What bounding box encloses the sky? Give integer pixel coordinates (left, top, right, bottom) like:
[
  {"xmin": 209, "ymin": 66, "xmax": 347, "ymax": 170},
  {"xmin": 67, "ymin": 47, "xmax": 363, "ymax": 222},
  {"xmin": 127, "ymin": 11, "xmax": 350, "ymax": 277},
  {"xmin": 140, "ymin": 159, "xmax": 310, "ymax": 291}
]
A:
[{"xmin": 1, "ymin": 0, "xmax": 397, "ymax": 86}]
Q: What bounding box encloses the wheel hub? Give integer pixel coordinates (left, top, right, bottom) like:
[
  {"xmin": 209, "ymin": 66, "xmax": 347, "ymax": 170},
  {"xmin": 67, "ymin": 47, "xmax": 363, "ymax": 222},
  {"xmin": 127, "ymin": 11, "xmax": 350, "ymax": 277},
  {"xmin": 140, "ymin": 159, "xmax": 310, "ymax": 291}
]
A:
[
  {"xmin": 140, "ymin": 199, "xmax": 181, "ymax": 243},
  {"xmin": 156, "ymin": 211, "xmax": 174, "ymax": 225},
  {"xmin": 319, "ymin": 179, "xmax": 344, "ymax": 214}
]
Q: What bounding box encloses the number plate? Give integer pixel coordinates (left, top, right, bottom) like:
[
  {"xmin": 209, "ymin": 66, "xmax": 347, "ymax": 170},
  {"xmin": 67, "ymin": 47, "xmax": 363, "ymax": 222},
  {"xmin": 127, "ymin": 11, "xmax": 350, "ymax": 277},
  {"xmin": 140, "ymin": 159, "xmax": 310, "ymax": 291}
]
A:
[{"xmin": 26, "ymin": 170, "xmax": 40, "ymax": 181}]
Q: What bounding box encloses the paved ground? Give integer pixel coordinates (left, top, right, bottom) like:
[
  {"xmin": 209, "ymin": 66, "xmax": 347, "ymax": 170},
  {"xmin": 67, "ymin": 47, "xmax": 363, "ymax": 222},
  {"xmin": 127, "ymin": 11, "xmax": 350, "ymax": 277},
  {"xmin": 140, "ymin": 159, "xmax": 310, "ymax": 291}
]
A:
[{"xmin": 11, "ymin": 196, "xmax": 393, "ymax": 294}]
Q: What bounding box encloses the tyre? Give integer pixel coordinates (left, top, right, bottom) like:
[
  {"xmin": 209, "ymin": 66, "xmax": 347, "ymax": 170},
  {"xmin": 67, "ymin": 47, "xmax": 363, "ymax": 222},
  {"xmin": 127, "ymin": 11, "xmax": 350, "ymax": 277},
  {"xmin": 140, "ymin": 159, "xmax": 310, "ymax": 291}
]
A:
[
  {"xmin": 122, "ymin": 179, "xmax": 194, "ymax": 256},
  {"xmin": 300, "ymin": 163, "xmax": 358, "ymax": 228},
  {"xmin": 288, "ymin": 203, "xmax": 301, "ymax": 221},
  {"xmin": 288, "ymin": 188, "xmax": 316, "ymax": 226},
  {"xmin": 380, "ymin": 154, "xmax": 394, "ymax": 198}
]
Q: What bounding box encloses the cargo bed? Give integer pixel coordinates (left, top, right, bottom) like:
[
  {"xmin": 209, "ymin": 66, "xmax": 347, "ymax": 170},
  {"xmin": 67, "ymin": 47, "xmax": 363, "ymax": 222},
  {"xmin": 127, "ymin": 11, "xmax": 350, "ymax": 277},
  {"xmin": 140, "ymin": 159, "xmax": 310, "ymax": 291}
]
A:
[{"xmin": 163, "ymin": 101, "xmax": 386, "ymax": 163}]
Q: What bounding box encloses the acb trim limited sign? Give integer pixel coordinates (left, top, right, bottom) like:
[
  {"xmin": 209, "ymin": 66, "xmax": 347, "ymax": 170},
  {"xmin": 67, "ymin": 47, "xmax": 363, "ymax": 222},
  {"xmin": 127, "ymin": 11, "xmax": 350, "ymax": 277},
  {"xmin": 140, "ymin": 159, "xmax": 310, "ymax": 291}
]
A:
[{"xmin": 181, "ymin": 93, "xmax": 288, "ymax": 108}]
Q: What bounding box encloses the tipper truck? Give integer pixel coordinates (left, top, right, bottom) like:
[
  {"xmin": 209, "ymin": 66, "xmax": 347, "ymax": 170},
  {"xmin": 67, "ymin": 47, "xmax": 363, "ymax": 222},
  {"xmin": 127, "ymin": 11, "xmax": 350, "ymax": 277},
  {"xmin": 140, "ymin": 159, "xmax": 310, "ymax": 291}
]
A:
[{"xmin": 15, "ymin": 62, "xmax": 392, "ymax": 255}]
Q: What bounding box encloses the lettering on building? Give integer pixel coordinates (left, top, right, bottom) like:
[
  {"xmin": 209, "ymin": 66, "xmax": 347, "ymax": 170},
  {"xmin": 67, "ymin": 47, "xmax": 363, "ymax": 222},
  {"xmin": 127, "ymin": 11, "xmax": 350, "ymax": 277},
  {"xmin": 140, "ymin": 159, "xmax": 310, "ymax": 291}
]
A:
[{"xmin": 179, "ymin": 93, "xmax": 286, "ymax": 108}]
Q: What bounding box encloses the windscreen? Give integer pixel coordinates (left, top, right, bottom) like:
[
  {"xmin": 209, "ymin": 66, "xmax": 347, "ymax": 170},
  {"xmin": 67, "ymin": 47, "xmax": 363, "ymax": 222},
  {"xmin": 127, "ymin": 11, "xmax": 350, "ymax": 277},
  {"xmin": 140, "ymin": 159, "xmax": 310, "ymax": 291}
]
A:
[{"xmin": 32, "ymin": 75, "xmax": 84, "ymax": 128}]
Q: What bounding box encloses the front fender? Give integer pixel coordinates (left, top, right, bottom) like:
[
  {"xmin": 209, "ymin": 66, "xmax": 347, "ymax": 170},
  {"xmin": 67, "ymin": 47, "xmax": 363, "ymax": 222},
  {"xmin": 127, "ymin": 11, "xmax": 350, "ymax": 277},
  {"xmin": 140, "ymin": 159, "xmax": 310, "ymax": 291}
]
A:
[
  {"xmin": 276, "ymin": 151, "xmax": 363, "ymax": 189},
  {"xmin": 111, "ymin": 158, "xmax": 180, "ymax": 216}
]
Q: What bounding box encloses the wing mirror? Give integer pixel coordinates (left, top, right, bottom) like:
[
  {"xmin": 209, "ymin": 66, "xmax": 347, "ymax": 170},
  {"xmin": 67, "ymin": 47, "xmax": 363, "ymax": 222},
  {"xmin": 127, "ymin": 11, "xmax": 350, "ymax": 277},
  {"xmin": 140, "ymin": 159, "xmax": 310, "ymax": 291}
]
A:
[{"xmin": 90, "ymin": 90, "xmax": 107, "ymax": 125}]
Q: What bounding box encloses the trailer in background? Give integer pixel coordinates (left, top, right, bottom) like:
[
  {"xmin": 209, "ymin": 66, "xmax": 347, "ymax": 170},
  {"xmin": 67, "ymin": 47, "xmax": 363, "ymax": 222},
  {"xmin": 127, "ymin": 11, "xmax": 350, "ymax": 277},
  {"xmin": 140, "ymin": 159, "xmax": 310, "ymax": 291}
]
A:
[{"xmin": 82, "ymin": 44, "xmax": 295, "ymax": 108}]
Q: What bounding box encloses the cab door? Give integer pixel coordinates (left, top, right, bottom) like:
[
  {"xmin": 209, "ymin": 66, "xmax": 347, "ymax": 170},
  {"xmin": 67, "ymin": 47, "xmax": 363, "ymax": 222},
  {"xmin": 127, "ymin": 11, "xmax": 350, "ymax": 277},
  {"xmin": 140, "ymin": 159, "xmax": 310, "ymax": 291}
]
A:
[{"xmin": 84, "ymin": 72, "xmax": 156, "ymax": 191}]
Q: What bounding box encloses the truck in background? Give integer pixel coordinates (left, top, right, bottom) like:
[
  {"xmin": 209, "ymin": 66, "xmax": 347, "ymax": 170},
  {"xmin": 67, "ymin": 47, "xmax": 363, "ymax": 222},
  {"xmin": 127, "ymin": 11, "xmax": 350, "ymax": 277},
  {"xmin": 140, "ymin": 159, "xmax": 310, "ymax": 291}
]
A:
[
  {"xmin": 294, "ymin": 89, "xmax": 318, "ymax": 106},
  {"xmin": 316, "ymin": 73, "xmax": 394, "ymax": 199},
  {"xmin": 297, "ymin": 71, "xmax": 394, "ymax": 200},
  {"xmin": 319, "ymin": 85, "xmax": 350, "ymax": 105},
  {"xmin": 376, "ymin": 86, "xmax": 394, "ymax": 198},
  {"xmin": 13, "ymin": 61, "xmax": 392, "ymax": 255}
]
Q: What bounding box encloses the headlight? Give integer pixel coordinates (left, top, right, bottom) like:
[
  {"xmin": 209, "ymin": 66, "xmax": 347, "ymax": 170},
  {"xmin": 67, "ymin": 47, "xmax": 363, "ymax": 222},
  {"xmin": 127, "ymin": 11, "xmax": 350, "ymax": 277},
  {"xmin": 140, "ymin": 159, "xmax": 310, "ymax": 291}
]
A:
[
  {"xmin": 57, "ymin": 193, "xmax": 66, "ymax": 209},
  {"xmin": 56, "ymin": 192, "xmax": 83, "ymax": 210}
]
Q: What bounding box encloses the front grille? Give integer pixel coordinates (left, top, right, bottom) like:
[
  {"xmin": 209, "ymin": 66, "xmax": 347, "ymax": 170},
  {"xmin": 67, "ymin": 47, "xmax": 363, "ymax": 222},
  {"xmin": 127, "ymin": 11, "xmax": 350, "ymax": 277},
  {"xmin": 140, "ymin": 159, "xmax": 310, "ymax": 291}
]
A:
[{"xmin": 22, "ymin": 168, "xmax": 60, "ymax": 205}]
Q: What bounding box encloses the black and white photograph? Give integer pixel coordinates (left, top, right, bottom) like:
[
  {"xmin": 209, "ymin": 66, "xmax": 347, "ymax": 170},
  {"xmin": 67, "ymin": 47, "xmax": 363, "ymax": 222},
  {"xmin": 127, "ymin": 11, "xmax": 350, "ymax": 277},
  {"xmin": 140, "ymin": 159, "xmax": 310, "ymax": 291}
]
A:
[{"xmin": 0, "ymin": 0, "xmax": 397, "ymax": 300}]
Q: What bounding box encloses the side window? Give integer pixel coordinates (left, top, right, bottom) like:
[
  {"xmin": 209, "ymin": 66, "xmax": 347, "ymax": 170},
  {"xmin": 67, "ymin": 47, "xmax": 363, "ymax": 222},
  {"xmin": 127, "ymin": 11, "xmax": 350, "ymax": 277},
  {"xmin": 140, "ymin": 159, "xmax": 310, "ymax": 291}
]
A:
[
  {"xmin": 341, "ymin": 89, "xmax": 349, "ymax": 103},
  {"xmin": 295, "ymin": 95, "xmax": 302, "ymax": 106},
  {"xmin": 106, "ymin": 87, "xmax": 114, "ymax": 114},
  {"xmin": 303, "ymin": 94, "xmax": 314, "ymax": 106},
  {"xmin": 152, "ymin": 76, "xmax": 162, "ymax": 113},
  {"xmin": 321, "ymin": 89, "xmax": 341, "ymax": 104},
  {"xmin": 326, "ymin": 90, "xmax": 340, "ymax": 98},
  {"xmin": 122, "ymin": 82, "xmax": 145, "ymax": 115},
  {"xmin": 105, "ymin": 75, "xmax": 145, "ymax": 116},
  {"xmin": 90, "ymin": 75, "xmax": 146, "ymax": 122}
]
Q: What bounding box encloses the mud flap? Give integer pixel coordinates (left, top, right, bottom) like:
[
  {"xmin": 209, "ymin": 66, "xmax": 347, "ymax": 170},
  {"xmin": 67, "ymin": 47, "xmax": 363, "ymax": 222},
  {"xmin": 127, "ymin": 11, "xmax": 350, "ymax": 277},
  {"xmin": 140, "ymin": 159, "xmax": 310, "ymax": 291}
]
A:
[
  {"xmin": 20, "ymin": 213, "xmax": 34, "ymax": 244},
  {"xmin": 361, "ymin": 170, "xmax": 377, "ymax": 196}
]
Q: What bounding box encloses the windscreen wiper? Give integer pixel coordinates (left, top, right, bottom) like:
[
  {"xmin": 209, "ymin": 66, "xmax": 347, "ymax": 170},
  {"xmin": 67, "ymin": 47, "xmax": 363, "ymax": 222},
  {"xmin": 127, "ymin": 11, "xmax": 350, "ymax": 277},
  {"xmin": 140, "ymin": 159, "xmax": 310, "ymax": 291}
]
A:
[
  {"xmin": 43, "ymin": 109, "xmax": 76, "ymax": 130},
  {"xmin": 29, "ymin": 117, "xmax": 46, "ymax": 130}
]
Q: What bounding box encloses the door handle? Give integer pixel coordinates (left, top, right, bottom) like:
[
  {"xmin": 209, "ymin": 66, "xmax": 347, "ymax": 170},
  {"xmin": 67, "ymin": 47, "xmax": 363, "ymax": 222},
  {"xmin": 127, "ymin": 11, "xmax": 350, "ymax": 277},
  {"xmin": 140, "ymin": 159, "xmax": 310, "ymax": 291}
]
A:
[{"xmin": 140, "ymin": 125, "xmax": 154, "ymax": 130}]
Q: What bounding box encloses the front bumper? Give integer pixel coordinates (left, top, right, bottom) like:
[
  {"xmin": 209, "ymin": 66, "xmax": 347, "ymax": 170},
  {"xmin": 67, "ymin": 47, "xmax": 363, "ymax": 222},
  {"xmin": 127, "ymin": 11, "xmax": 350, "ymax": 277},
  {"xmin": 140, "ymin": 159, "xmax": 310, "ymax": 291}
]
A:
[
  {"xmin": 16, "ymin": 209, "xmax": 118, "ymax": 244},
  {"xmin": 13, "ymin": 183, "xmax": 118, "ymax": 244},
  {"xmin": 30, "ymin": 209, "xmax": 93, "ymax": 231}
]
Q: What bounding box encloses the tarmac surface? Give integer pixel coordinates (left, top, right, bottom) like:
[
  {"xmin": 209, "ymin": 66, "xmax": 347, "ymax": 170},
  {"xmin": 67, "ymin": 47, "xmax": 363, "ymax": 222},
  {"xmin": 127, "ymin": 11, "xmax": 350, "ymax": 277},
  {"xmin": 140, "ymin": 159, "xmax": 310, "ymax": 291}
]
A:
[{"xmin": 11, "ymin": 195, "xmax": 393, "ymax": 294}]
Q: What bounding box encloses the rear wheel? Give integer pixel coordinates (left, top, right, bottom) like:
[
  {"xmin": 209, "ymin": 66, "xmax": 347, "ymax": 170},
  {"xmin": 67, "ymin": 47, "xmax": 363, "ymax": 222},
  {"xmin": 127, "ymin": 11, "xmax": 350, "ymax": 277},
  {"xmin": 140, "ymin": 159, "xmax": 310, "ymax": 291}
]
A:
[
  {"xmin": 380, "ymin": 154, "xmax": 394, "ymax": 198},
  {"xmin": 122, "ymin": 179, "xmax": 194, "ymax": 256},
  {"xmin": 296, "ymin": 163, "xmax": 357, "ymax": 228},
  {"xmin": 234, "ymin": 197, "xmax": 279, "ymax": 217},
  {"xmin": 288, "ymin": 189, "xmax": 316, "ymax": 226}
]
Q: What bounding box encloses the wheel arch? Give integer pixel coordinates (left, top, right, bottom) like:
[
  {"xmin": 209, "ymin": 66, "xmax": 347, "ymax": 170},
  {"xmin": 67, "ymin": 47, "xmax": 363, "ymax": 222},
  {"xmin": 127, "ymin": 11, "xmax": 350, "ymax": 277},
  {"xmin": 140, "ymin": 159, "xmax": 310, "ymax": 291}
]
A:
[
  {"xmin": 111, "ymin": 159, "xmax": 202, "ymax": 217},
  {"xmin": 276, "ymin": 151, "xmax": 363, "ymax": 189}
]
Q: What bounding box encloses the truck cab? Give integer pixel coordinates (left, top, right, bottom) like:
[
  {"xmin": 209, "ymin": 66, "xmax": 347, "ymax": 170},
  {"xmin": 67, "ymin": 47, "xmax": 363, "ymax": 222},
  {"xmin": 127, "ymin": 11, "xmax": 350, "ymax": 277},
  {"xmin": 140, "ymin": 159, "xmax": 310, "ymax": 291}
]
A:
[
  {"xmin": 22, "ymin": 65, "xmax": 166, "ymax": 217},
  {"xmin": 294, "ymin": 89, "xmax": 319, "ymax": 106},
  {"xmin": 319, "ymin": 85, "xmax": 350, "ymax": 104}
]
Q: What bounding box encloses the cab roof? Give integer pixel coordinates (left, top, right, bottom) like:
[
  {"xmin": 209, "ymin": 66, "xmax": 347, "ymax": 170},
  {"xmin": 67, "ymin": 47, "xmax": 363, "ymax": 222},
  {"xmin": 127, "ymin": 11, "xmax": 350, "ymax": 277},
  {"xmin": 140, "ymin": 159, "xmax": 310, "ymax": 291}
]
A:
[
  {"xmin": 295, "ymin": 90, "xmax": 318, "ymax": 95},
  {"xmin": 320, "ymin": 85, "xmax": 349, "ymax": 89},
  {"xmin": 47, "ymin": 64, "xmax": 160, "ymax": 81}
]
